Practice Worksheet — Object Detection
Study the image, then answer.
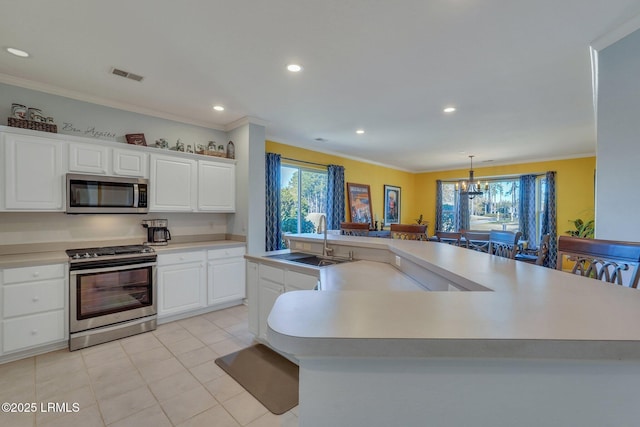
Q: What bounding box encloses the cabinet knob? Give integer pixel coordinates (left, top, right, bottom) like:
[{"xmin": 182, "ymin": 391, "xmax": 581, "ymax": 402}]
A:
[
  {"xmin": 31, "ymin": 329, "xmax": 38, "ymax": 335},
  {"xmin": 32, "ymin": 296, "xmax": 39, "ymax": 302},
  {"xmin": 180, "ymin": 256, "xmax": 185, "ymax": 260},
  {"xmin": 33, "ymin": 272, "xmax": 40, "ymax": 277}
]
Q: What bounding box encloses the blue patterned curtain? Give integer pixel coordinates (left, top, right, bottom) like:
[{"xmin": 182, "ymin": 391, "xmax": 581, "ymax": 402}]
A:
[
  {"xmin": 457, "ymin": 182, "xmax": 470, "ymax": 231},
  {"xmin": 541, "ymin": 171, "xmax": 557, "ymax": 267},
  {"xmin": 265, "ymin": 153, "xmax": 281, "ymax": 251},
  {"xmin": 519, "ymin": 174, "xmax": 538, "ymax": 248},
  {"xmin": 326, "ymin": 165, "xmax": 345, "ymax": 230},
  {"xmin": 435, "ymin": 180, "xmax": 443, "ymax": 232}
]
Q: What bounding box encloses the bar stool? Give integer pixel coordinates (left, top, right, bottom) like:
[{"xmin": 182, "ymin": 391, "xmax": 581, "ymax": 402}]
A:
[{"xmin": 557, "ymin": 236, "xmax": 640, "ymax": 288}]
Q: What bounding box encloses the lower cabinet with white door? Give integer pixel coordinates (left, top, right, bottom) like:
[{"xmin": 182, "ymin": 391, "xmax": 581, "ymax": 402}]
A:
[
  {"xmin": 156, "ymin": 244, "xmax": 247, "ymax": 322},
  {"xmin": 207, "ymin": 246, "xmax": 246, "ymax": 306},
  {"xmin": 157, "ymin": 250, "xmax": 207, "ymax": 318},
  {"xmin": 1, "ymin": 263, "xmax": 68, "ymax": 356},
  {"xmin": 247, "ymin": 260, "xmax": 320, "ymax": 341}
]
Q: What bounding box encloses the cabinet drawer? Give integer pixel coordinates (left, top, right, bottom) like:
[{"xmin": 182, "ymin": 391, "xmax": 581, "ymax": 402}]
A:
[
  {"xmin": 285, "ymin": 270, "xmax": 319, "ymax": 291},
  {"xmin": 3, "ymin": 310, "xmax": 65, "ymax": 353},
  {"xmin": 3, "ymin": 264, "xmax": 65, "ymax": 284},
  {"xmin": 3, "ymin": 279, "xmax": 65, "ymax": 317},
  {"xmin": 158, "ymin": 251, "xmax": 205, "ymax": 266},
  {"xmin": 207, "ymin": 246, "xmax": 246, "ymax": 260},
  {"xmin": 259, "ymin": 264, "xmax": 285, "ymax": 284}
]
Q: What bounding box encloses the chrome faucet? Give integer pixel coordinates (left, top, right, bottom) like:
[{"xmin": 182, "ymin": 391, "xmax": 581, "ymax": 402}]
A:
[{"xmin": 318, "ymin": 214, "xmax": 334, "ymax": 257}]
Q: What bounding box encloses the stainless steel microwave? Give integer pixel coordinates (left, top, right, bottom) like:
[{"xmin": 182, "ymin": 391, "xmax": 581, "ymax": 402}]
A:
[{"xmin": 66, "ymin": 173, "xmax": 149, "ymax": 214}]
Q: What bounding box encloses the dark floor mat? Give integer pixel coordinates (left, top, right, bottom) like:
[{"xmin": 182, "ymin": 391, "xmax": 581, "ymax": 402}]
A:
[{"xmin": 215, "ymin": 343, "xmax": 299, "ymax": 414}]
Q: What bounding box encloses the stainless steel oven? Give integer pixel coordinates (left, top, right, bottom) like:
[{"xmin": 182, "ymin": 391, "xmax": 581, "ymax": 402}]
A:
[{"xmin": 67, "ymin": 245, "xmax": 157, "ymax": 351}]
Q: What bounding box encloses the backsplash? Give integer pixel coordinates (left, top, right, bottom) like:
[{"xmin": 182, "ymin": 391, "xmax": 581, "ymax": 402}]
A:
[{"xmin": 0, "ymin": 212, "xmax": 229, "ymax": 247}]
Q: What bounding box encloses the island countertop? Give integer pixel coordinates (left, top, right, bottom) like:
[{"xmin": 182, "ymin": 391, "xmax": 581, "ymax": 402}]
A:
[{"xmin": 267, "ymin": 233, "xmax": 640, "ymax": 360}]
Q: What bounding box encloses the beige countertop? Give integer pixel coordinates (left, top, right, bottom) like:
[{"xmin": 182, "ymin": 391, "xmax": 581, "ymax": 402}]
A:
[
  {"xmin": 0, "ymin": 239, "xmax": 245, "ymax": 269},
  {"xmin": 266, "ymin": 233, "xmax": 640, "ymax": 360}
]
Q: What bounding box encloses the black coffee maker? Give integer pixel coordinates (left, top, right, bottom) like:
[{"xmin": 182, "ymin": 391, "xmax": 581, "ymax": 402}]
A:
[{"xmin": 142, "ymin": 219, "xmax": 171, "ymax": 246}]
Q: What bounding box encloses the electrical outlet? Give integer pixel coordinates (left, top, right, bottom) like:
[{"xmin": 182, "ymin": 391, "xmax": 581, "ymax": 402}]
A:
[{"xmin": 395, "ymin": 255, "xmax": 401, "ymax": 267}]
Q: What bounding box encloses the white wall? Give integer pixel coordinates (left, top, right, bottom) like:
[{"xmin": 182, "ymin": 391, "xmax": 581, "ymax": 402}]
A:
[
  {"xmin": 0, "ymin": 212, "xmax": 228, "ymax": 246},
  {"xmin": 596, "ymin": 27, "xmax": 640, "ymax": 241}
]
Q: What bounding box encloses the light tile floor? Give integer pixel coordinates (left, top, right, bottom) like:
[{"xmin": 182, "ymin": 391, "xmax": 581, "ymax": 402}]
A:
[{"xmin": 0, "ymin": 305, "xmax": 299, "ymax": 427}]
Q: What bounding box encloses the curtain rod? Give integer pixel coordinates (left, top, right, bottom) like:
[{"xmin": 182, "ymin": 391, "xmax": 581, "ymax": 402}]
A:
[{"xmin": 281, "ymin": 157, "xmax": 330, "ymax": 168}]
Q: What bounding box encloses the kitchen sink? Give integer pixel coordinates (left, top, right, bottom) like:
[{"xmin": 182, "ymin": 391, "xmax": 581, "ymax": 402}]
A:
[{"xmin": 265, "ymin": 252, "xmax": 352, "ymax": 267}]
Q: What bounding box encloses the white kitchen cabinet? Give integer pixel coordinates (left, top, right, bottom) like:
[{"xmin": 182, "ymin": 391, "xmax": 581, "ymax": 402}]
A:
[
  {"xmin": 1, "ymin": 263, "xmax": 67, "ymax": 354},
  {"xmin": 207, "ymin": 246, "xmax": 246, "ymax": 306},
  {"xmin": 198, "ymin": 160, "xmax": 235, "ymax": 212},
  {"xmin": 252, "ymin": 262, "xmax": 319, "ymax": 341},
  {"xmin": 157, "ymin": 251, "xmax": 206, "ymax": 318},
  {"xmin": 247, "ymin": 261, "xmax": 259, "ymax": 336},
  {"xmin": 3, "ymin": 132, "xmax": 65, "ymax": 210},
  {"xmin": 113, "ymin": 148, "xmax": 148, "ymax": 178},
  {"xmin": 285, "ymin": 270, "xmax": 319, "ymax": 291},
  {"xmin": 258, "ymin": 278, "xmax": 284, "ymax": 342},
  {"xmin": 149, "ymin": 153, "xmax": 197, "ymax": 211},
  {"xmin": 68, "ymin": 142, "xmax": 109, "ymax": 174}
]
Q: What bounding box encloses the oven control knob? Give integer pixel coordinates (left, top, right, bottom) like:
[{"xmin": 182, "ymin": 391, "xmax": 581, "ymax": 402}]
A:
[
  {"xmin": 73, "ymin": 254, "xmax": 81, "ymax": 259},
  {"xmin": 93, "ymin": 253, "xmax": 99, "ymax": 257},
  {"xmin": 83, "ymin": 253, "xmax": 91, "ymax": 258}
]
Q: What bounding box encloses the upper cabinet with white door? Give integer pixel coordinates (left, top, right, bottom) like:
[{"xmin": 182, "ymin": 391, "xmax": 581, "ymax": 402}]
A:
[
  {"xmin": 112, "ymin": 148, "xmax": 148, "ymax": 178},
  {"xmin": 149, "ymin": 153, "xmax": 197, "ymax": 211},
  {"xmin": 2, "ymin": 132, "xmax": 65, "ymax": 211},
  {"xmin": 198, "ymin": 160, "xmax": 235, "ymax": 212},
  {"xmin": 68, "ymin": 142, "xmax": 148, "ymax": 178}
]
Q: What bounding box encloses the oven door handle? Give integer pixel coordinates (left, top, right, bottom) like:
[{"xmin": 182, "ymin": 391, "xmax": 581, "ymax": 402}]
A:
[{"xmin": 69, "ymin": 262, "xmax": 157, "ymax": 276}]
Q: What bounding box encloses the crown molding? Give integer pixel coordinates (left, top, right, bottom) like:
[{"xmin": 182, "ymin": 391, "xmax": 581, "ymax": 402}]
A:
[
  {"xmin": 590, "ymin": 12, "xmax": 640, "ymax": 51},
  {"xmin": 0, "ymin": 73, "xmax": 227, "ymax": 131},
  {"xmin": 225, "ymin": 116, "xmax": 269, "ymax": 132}
]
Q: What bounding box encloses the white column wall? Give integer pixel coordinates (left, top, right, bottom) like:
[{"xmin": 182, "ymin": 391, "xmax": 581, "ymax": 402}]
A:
[{"xmin": 595, "ymin": 27, "xmax": 640, "ymax": 241}]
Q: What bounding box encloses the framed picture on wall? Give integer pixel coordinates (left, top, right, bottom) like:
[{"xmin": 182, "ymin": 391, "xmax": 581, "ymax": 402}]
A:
[
  {"xmin": 346, "ymin": 183, "xmax": 373, "ymax": 229},
  {"xmin": 384, "ymin": 185, "xmax": 401, "ymax": 226}
]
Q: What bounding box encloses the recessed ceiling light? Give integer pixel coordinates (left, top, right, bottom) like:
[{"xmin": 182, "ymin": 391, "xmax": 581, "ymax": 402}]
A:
[
  {"xmin": 287, "ymin": 64, "xmax": 303, "ymax": 72},
  {"xmin": 443, "ymin": 106, "xmax": 456, "ymax": 113},
  {"xmin": 356, "ymin": 129, "xmax": 365, "ymax": 134},
  {"xmin": 213, "ymin": 105, "xmax": 225, "ymax": 111},
  {"xmin": 6, "ymin": 47, "xmax": 29, "ymax": 58}
]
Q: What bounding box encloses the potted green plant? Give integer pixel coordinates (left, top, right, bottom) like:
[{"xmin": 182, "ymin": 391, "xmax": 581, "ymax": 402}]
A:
[{"xmin": 566, "ymin": 218, "xmax": 594, "ymax": 239}]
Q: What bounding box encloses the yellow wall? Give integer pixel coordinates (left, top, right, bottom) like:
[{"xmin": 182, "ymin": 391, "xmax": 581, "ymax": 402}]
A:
[
  {"xmin": 414, "ymin": 157, "xmax": 596, "ymax": 236},
  {"xmin": 266, "ymin": 140, "xmax": 595, "ymax": 237},
  {"xmin": 266, "ymin": 141, "xmax": 417, "ymax": 226}
]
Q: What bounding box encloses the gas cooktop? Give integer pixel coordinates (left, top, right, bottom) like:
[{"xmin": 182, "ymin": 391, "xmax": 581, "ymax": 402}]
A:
[{"xmin": 66, "ymin": 245, "xmax": 155, "ymax": 260}]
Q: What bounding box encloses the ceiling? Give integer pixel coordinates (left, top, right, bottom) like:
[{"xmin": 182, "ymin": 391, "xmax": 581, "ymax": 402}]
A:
[{"xmin": 1, "ymin": 1, "xmax": 639, "ymax": 172}]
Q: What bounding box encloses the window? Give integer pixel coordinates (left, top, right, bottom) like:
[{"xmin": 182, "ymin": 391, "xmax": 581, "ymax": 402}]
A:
[
  {"xmin": 439, "ymin": 178, "xmax": 521, "ymax": 232},
  {"xmin": 280, "ymin": 164, "xmax": 328, "ymax": 235},
  {"xmin": 439, "ymin": 176, "xmax": 547, "ymax": 243}
]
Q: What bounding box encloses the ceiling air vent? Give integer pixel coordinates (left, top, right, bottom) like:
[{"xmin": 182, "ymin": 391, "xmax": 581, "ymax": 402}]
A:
[{"xmin": 110, "ymin": 67, "xmax": 144, "ymax": 82}]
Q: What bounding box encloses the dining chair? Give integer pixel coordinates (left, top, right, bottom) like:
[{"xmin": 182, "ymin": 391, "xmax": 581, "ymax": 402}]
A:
[
  {"xmin": 461, "ymin": 230, "xmax": 490, "ymax": 252},
  {"xmin": 390, "ymin": 224, "xmax": 428, "ymax": 241},
  {"xmin": 556, "ymin": 236, "xmax": 640, "ymax": 288},
  {"xmin": 340, "ymin": 222, "xmax": 370, "ymax": 236},
  {"xmin": 515, "ymin": 233, "xmax": 550, "ymax": 266},
  {"xmin": 488, "ymin": 230, "xmax": 523, "ymax": 259},
  {"xmin": 435, "ymin": 231, "xmax": 462, "ymax": 246}
]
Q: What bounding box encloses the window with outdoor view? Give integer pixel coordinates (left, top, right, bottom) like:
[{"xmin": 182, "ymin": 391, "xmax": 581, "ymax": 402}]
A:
[
  {"xmin": 440, "ymin": 178, "xmax": 521, "ymax": 232},
  {"xmin": 280, "ymin": 165, "xmax": 328, "ymax": 235}
]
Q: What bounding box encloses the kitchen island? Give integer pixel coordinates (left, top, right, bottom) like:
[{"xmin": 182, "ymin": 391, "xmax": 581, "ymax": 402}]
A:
[{"xmin": 263, "ymin": 233, "xmax": 640, "ymax": 427}]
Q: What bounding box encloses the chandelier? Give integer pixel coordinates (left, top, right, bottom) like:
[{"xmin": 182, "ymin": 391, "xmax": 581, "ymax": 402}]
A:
[{"xmin": 457, "ymin": 155, "xmax": 488, "ymax": 200}]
